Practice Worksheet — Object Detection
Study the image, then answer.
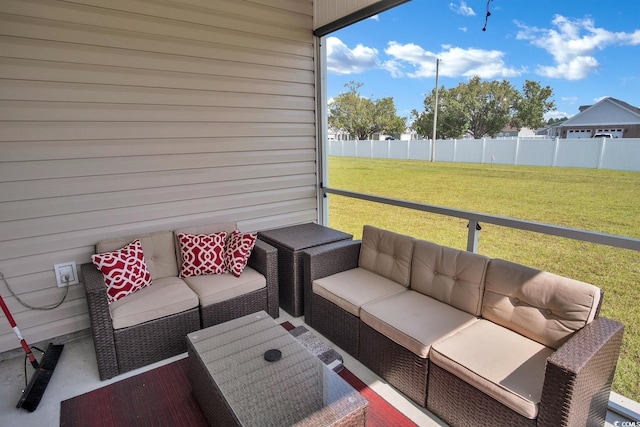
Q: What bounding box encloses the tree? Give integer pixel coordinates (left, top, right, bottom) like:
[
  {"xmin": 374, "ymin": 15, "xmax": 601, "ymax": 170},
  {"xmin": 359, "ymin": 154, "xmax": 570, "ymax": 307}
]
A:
[
  {"xmin": 463, "ymin": 77, "xmax": 518, "ymax": 138},
  {"xmin": 512, "ymin": 81, "xmax": 555, "ymax": 130},
  {"xmin": 413, "ymin": 76, "xmax": 556, "ymax": 139},
  {"xmin": 329, "ymin": 81, "xmax": 406, "ymax": 140},
  {"xmin": 412, "ymin": 86, "xmax": 468, "ymax": 139}
]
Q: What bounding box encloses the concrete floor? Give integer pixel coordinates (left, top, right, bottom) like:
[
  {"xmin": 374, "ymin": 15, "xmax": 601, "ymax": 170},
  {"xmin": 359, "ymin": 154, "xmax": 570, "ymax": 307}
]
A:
[{"xmin": 1, "ymin": 309, "xmax": 638, "ymax": 426}]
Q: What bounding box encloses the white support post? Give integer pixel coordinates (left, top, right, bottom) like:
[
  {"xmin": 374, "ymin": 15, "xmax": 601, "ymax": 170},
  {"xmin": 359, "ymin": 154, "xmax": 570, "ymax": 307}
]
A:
[{"xmin": 466, "ymin": 220, "xmax": 480, "ymax": 253}]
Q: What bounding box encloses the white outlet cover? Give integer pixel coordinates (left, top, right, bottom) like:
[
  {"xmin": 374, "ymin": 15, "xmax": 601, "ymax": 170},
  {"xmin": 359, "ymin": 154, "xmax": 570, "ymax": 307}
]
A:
[{"xmin": 54, "ymin": 261, "xmax": 79, "ymax": 287}]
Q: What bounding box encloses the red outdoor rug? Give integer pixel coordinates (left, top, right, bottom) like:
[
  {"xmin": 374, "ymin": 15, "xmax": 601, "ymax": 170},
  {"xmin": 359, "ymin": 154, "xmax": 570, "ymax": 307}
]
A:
[{"xmin": 60, "ymin": 325, "xmax": 417, "ymax": 426}]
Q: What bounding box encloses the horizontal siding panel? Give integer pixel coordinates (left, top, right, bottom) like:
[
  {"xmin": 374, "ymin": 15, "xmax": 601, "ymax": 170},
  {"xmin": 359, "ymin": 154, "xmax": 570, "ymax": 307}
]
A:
[
  {"xmin": 0, "ymin": 163, "xmax": 316, "ymax": 201},
  {"xmin": 0, "ymin": 59, "xmax": 315, "ymax": 97},
  {"xmin": 0, "ymin": 15, "xmax": 313, "ymax": 69},
  {"xmin": 1, "ymin": 286, "xmax": 86, "ymax": 318},
  {"xmin": 0, "ymin": 101, "xmax": 315, "ymax": 123},
  {"xmin": 0, "ymin": 150, "xmax": 316, "ymax": 181},
  {"xmin": 1, "ymin": 0, "xmax": 312, "ymax": 50},
  {"xmin": 0, "ymin": 270, "xmax": 78, "ymax": 295},
  {"xmin": 0, "ymin": 0, "xmax": 318, "ymax": 353},
  {"xmin": 73, "ymin": 0, "xmax": 311, "ymax": 40},
  {"xmin": 0, "ymin": 38, "xmax": 314, "ymax": 84},
  {"xmin": 176, "ymin": 0, "xmax": 312, "ymax": 28},
  {"xmin": 0, "ymin": 137, "xmax": 315, "ymax": 161},
  {"xmin": 1, "ymin": 187, "xmax": 317, "ymax": 242},
  {"xmin": 0, "ymin": 122, "xmax": 316, "ymax": 142},
  {"xmin": 1, "ymin": 198, "xmax": 318, "ymax": 262},
  {"xmin": 2, "ymin": 175, "xmax": 317, "ymax": 221},
  {"xmin": 0, "ymin": 80, "xmax": 315, "ymax": 110},
  {"xmin": 0, "ymin": 315, "xmax": 90, "ymax": 351}
]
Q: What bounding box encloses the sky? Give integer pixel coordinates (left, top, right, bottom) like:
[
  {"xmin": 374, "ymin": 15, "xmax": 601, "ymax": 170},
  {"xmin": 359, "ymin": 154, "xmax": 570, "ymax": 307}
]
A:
[{"xmin": 325, "ymin": 0, "xmax": 640, "ymax": 125}]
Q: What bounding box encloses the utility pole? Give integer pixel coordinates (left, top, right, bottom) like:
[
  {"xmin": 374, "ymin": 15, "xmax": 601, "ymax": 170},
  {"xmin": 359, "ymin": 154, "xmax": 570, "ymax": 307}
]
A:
[{"xmin": 431, "ymin": 58, "xmax": 439, "ymax": 162}]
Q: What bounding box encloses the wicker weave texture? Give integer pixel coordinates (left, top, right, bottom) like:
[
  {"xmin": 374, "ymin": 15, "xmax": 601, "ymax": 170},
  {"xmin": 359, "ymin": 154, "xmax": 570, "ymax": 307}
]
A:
[
  {"xmin": 115, "ymin": 307, "xmax": 200, "ymax": 374},
  {"xmin": 358, "ymin": 321, "xmax": 429, "ymax": 407},
  {"xmin": 201, "ymin": 288, "xmax": 268, "ymax": 329},
  {"xmin": 303, "ymin": 240, "xmax": 362, "ymax": 327},
  {"xmin": 259, "ymin": 224, "xmax": 352, "ymax": 317},
  {"xmin": 538, "ymin": 317, "xmax": 624, "ymax": 427},
  {"xmin": 187, "ymin": 344, "xmax": 242, "ymax": 426},
  {"xmin": 311, "ymin": 293, "xmax": 360, "ymax": 358},
  {"xmin": 248, "ymin": 239, "xmax": 279, "ymax": 319},
  {"xmin": 81, "ymin": 262, "xmax": 121, "ymax": 380}
]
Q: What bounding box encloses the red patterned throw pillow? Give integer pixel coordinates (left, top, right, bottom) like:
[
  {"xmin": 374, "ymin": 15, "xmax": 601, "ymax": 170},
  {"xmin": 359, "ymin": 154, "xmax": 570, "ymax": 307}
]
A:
[
  {"xmin": 224, "ymin": 230, "xmax": 257, "ymax": 277},
  {"xmin": 91, "ymin": 239, "xmax": 152, "ymax": 303},
  {"xmin": 177, "ymin": 232, "xmax": 227, "ymax": 277}
]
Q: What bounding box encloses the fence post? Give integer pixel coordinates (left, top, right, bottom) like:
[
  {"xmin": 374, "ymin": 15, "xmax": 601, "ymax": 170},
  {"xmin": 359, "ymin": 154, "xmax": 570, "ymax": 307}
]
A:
[
  {"xmin": 553, "ymin": 137, "xmax": 559, "ymax": 167},
  {"xmin": 466, "ymin": 221, "xmax": 481, "ymax": 253},
  {"xmin": 514, "ymin": 138, "xmax": 520, "ymax": 165},
  {"xmin": 598, "ymin": 138, "xmax": 607, "ymax": 169}
]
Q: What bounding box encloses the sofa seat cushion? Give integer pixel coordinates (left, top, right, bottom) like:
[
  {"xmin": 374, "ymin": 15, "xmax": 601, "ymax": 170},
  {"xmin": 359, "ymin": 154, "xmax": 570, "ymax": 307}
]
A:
[
  {"xmin": 430, "ymin": 319, "xmax": 554, "ymax": 420},
  {"xmin": 312, "ymin": 267, "xmax": 407, "ymax": 317},
  {"xmin": 360, "ymin": 290, "xmax": 478, "ymax": 358},
  {"xmin": 182, "ymin": 266, "xmax": 265, "ymax": 307},
  {"xmin": 109, "ymin": 276, "xmax": 199, "ymax": 330}
]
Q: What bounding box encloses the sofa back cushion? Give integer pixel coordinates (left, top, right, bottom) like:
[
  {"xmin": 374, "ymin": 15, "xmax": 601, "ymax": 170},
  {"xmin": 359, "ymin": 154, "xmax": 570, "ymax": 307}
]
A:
[
  {"xmin": 410, "ymin": 239, "xmax": 489, "ymax": 316},
  {"xmin": 482, "ymin": 259, "xmax": 601, "ymax": 349},
  {"xmin": 173, "ymin": 222, "xmax": 237, "ymax": 271},
  {"xmin": 96, "ymin": 230, "xmax": 178, "ymax": 280},
  {"xmin": 358, "ymin": 225, "xmax": 414, "ymax": 287}
]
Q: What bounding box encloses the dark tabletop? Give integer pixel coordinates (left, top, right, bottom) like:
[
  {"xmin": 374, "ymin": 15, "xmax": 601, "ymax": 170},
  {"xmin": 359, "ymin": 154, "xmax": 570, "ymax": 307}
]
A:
[{"xmin": 258, "ymin": 223, "xmax": 352, "ymax": 251}]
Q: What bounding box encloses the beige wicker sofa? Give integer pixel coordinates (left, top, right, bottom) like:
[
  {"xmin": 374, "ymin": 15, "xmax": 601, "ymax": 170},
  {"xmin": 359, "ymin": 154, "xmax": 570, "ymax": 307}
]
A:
[
  {"xmin": 81, "ymin": 222, "xmax": 278, "ymax": 380},
  {"xmin": 303, "ymin": 225, "xmax": 624, "ymax": 427}
]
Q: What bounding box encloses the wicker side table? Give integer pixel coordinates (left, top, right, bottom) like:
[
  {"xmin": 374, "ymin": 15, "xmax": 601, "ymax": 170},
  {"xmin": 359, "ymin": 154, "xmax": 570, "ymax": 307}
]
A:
[{"xmin": 258, "ymin": 223, "xmax": 352, "ymax": 317}]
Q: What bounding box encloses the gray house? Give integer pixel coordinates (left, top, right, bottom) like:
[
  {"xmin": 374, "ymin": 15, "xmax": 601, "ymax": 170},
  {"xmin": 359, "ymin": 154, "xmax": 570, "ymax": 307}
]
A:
[{"xmin": 559, "ymin": 97, "xmax": 640, "ymax": 138}]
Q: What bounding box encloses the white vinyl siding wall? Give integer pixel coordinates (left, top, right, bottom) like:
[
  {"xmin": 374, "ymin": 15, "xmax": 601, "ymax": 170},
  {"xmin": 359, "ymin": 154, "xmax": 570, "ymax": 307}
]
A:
[
  {"xmin": 0, "ymin": 0, "xmax": 315, "ymax": 352},
  {"xmin": 313, "ymin": 0, "xmax": 382, "ymax": 29}
]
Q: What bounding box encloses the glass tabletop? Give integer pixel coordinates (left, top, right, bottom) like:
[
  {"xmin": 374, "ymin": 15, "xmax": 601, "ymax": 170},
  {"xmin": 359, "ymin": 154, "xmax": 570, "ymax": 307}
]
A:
[{"xmin": 187, "ymin": 312, "xmax": 367, "ymax": 426}]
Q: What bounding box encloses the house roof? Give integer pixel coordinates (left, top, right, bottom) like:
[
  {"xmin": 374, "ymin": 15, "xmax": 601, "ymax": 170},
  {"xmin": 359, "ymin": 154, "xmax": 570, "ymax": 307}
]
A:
[{"xmin": 561, "ymin": 97, "xmax": 640, "ymax": 127}]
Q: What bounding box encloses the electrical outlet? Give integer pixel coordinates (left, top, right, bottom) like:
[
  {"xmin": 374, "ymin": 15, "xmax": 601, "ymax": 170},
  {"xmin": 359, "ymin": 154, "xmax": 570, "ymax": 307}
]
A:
[{"xmin": 54, "ymin": 262, "xmax": 79, "ymax": 287}]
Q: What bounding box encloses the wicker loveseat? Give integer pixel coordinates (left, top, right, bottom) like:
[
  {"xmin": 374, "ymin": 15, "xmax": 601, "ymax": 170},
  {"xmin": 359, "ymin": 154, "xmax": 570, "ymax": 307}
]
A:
[
  {"xmin": 81, "ymin": 222, "xmax": 278, "ymax": 380},
  {"xmin": 303, "ymin": 225, "xmax": 624, "ymax": 427}
]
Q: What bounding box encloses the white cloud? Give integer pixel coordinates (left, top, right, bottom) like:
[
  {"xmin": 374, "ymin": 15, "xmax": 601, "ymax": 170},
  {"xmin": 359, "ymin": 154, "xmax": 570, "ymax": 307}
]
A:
[
  {"xmin": 593, "ymin": 96, "xmax": 609, "ymax": 103},
  {"xmin": 326, "ymin": 37, "xmax": 379, "ymax": 75},
  {"xmin": 516, "ymin": 15, "xmax": 640, "ymax": 80},
  {"xmin": 368, "ymin": 14, "xmax": 379, "ymax": 21},
  {"xmin": 544, "ymin": 110, "xmax": 572, "ymax": 120},
  {"xmin": 459, "ymin": 27, "xmax": 468, "ymax": 33},
  {"xmin": 561, "ymin": 96, "xmax": 578, "ymax": 103},
  {"xmin": 384, "ymin": 41, "xmax": 523, "ymax": 79},
  {"xmin": 449, "ymin": 1, "xmax": 475, "ymax": 17}
]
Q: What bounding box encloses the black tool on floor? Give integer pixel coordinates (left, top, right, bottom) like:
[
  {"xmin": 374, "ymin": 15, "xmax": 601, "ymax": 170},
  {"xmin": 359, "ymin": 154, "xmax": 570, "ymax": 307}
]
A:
[{"xmin": 0, "ymin": 294, "xmax": 64, "ymax": 412}]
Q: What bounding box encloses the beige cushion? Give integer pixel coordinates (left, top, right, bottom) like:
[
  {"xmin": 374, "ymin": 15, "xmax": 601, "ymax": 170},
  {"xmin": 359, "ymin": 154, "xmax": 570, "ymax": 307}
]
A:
[
  {"xmin": 109, "ymin": 276, "xmax": 199, "ymax": 329},
  {"xmin": 482, "ymin": 259, "xmax": 601, "ymax": 349},
  {"xmin": 360, "ymin": 291, "xmax": 478, "ymax": 358},
  {"xmin": 431, "ymin": 319, "xmax": 554, "ymax": 419},
  {"xmin": 182, "ymin": 266, "xmax": 265, "ymax": 307},
  {"xmin": 358, "ymin": 225, "xmax": 414, "ymax": 286},
  {"xmin": 410, "ymin": 239, "xmax": 489, "ymax": 316},
  {"xmin": 173, "ymin": 222, "xmax": 238, "ymax": 270},
  {"xmin": 96, "ymin": 231, "xmax": 178, "ymax": 280},
  {"xmin": 313, "ymin": 268, "xmax": 406, "ymax": 317}
]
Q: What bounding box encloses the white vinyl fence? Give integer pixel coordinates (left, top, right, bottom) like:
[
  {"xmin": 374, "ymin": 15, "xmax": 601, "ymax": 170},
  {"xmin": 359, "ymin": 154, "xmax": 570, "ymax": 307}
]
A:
[{"xmin": 328, "ymin": 138, "xmax": 640, "ymax": 171}]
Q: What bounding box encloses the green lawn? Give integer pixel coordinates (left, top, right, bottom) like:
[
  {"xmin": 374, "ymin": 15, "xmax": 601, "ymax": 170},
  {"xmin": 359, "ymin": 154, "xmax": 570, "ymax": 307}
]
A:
[{"xmin": 327, "ymin": 156, "xmax": 640, "ymax": 402}]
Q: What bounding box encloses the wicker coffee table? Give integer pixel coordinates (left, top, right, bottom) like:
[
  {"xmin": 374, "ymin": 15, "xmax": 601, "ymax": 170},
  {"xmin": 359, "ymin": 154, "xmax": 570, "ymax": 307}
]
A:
[
  {"xmin": 258, "ymin": 223, "xmax": 352, "ymax": 317},
  {"xmin": 186, "ymin": 311, "xmax": 367, "ymax": 426}
]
